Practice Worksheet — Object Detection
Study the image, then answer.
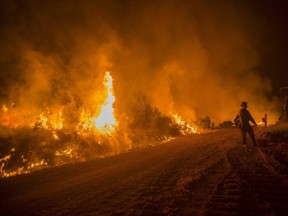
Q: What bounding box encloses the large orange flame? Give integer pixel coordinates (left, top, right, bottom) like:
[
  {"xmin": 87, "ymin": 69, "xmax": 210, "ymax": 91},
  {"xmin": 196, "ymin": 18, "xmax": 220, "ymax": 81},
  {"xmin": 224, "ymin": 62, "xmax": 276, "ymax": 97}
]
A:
[{"xmin": 93, "ymin": 71, "xmax": 117, "ymax": 133}]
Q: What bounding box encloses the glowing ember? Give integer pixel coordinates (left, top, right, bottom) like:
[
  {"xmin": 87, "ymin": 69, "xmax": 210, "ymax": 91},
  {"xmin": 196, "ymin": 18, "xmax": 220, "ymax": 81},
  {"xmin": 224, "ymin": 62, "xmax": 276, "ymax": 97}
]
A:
[
  {"xmin": 55, "ymin": 146, "xmax": 78, "ymax": 159},
  {"xmin": 93, "ymin": 71, "xmax": 117, "ymax": 133},
  {"xmin": 1, "ymin": 148, "xmax": 48, "ymax": 178},
  {"xmin": 52, "ymin": 131, "xmax": 60, "ymax": 140}
]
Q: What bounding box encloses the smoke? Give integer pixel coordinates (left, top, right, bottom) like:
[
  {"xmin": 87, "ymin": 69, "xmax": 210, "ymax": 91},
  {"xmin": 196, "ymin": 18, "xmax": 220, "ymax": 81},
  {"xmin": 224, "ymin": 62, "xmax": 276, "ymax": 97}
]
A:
[{"xmin": 0, "ymin": 0, "xmax": 280, "ymax": 125}]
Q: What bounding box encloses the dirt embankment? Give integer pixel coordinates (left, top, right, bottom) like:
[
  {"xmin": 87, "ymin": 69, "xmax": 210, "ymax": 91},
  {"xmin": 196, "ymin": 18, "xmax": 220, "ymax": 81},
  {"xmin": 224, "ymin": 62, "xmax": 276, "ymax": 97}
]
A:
[{"xmin": 1, "ymin": 125, "xmax": 288, "ymax": 215}]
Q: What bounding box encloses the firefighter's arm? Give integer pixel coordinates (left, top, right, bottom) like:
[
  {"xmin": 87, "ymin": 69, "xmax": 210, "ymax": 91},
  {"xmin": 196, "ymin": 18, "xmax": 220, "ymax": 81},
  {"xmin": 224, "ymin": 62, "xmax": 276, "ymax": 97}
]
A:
[
  {"xmin": 247, "ymin": 111, "xmax": 257, "ymax": 126},
  {"xmin": 250, "ymin": 115, "xmax": 258, "ymax": 126}
]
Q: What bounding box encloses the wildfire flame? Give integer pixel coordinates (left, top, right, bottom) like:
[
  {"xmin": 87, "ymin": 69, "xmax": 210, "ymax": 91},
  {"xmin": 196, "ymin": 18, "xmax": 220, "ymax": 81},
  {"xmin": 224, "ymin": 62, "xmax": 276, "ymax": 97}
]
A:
[
  {"xmin": 171, "ymin": 113, "xmax": 198, "ymax": 134},
  {"xmin": 0, "ymin": 103, "xmax": 23, "ymax": 128},
  {"xmin": 76, "ymin": 71, "xmax": 117, "ymax": 134},
  {"xmin": 0, "ymin": 71, "xmax": 118, "ymax": 178},
  {"xmin": 51, "ymin": 111, "xmax": 64, "ymax": 130},
  {"xmin": 75, "ymin": 71, "xmax": 117, "ymax": 134},
  {"xmin": 93, "ymin": 71, "xmax": 117, "ymax": 133},
  {"xmin": 0, "ymin": 71, "xmax": 198, "ymax": 178}
]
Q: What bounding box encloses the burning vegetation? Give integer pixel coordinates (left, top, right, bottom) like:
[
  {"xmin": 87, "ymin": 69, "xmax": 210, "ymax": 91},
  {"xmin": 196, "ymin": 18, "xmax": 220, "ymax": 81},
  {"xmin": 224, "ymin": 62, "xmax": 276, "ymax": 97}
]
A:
[
  {"xmin": 0, "ymin": 72, "xmax": 197, "ymax": 178},
  {"xmin": 0, "ymin": 0, "xmax": 282, "ymax": 178}
]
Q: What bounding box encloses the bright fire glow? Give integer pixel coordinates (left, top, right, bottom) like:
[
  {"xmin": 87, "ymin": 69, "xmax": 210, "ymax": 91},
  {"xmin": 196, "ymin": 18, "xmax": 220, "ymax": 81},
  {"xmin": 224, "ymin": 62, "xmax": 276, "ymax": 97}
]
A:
[
  {"xmin": 1, "ymin": 104, "xmax": 8, "ymax": 113},
  {"xmin": 35, "ymin": 112, "xmax": 48, "ymax": 129},
  {"xmin": 0, "ymin": 71, "xmax": 119, "ymax": 178},
  {"xmin": 93, "ymin": 71, "xmax": 117, "ymax": 133},
  {"xmin": 1, "ymin": 71, "xmax": 201, "ymax": 178},
  {"xmin": 51, "ymin": 111, "xmax": 64, "ymax": 129},
  {"xmin": 171, "ymin": 113, "xmax": 198, "ymax": 134}
]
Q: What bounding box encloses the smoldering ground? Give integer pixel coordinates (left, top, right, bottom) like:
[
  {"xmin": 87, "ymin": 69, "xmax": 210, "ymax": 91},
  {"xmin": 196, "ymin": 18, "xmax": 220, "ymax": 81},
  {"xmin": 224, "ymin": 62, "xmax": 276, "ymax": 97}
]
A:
[{"xmin": 0, "ymin": 0, "xmax": 281, "ymax": 125}]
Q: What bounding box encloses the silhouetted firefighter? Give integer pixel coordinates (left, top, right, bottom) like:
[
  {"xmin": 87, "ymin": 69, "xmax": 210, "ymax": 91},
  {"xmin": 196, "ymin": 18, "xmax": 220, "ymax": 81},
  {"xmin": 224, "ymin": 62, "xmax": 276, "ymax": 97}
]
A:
[
  {"xmin": 234, "ymin": 101, "xmax": 258, "ymax": 148},
  {"xmin": 262, "ymin": 113, "xmax": 267, "ymax": 126}
]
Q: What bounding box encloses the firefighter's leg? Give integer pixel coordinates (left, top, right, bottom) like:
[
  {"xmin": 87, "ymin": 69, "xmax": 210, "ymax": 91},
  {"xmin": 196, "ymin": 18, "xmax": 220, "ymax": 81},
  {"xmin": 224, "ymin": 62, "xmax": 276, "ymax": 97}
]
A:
[
  {"xmin": 241, "ymin": 129, "xmax": 247, "ymax": 145},
  {"xmin": 247, "ymin": 126, "xmax": 257, "ymax": 146}
]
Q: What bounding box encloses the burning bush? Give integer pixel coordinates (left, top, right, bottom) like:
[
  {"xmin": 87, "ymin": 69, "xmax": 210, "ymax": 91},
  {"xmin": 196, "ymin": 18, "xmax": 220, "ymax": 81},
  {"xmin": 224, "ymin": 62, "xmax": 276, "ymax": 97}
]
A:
[
  {"xmin": 0, "ymin": 74, "xmax": 196, "ymax": 178},
  {"xmin": 0, "ymin": 127, "xmax": 113, "ymax": 177},
  {"xmin": 0, "ymin": 96, "xmax": 187, "ymax": 177}
]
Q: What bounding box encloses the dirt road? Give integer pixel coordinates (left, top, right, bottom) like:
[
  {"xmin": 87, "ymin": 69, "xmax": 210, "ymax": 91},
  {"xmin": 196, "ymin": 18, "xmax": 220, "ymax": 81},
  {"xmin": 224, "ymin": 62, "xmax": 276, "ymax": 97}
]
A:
[{"xmin": 1, "ymin": 128, "xmax": 288, "ymax": 215}]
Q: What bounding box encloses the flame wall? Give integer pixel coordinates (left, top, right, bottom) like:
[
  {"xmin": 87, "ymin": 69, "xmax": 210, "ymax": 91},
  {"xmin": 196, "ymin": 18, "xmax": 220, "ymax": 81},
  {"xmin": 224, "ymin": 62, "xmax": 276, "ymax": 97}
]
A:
[{"xmin": 0, "ymin": 0, "xmax": 281, "ymax": 125}]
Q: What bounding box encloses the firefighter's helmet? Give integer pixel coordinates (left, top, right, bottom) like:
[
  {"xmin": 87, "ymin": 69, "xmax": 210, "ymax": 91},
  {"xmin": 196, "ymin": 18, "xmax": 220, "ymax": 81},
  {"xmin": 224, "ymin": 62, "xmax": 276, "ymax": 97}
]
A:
[{"xmin": 241, "ymin": 101, "xmax": 247, "ymax": 108}]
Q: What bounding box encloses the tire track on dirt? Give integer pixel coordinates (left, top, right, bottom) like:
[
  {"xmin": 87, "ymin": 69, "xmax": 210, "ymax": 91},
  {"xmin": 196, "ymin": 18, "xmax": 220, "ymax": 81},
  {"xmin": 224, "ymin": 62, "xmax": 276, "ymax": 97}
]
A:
[
  {"xmin": 110, "ymin": 142, "xmax": 227, "ymax": 216},
  {"xmin": 226, "ymin": 146, "xmax": 288, "ymax": 216},
  {"xmin": 203, "ymin": 169, "xmax": 242, "ymax": 216},
  {"xmin": 161, "ymin": 131, "xmax": 237, "ymax": 216},
  {"xmin": 195, "ymin": 133, "xmax": 242, "ymax": 216},
  {"xmin": 102, "ymin": 133, "xmax": 236, "ymax": 216}
]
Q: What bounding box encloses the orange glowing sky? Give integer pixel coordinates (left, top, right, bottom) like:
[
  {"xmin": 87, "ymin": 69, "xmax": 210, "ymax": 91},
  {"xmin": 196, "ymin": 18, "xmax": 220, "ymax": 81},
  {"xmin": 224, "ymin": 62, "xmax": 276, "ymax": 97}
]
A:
[{"xmin": 0, "ymin": 0, "xmax": 287, "ymax": 124}]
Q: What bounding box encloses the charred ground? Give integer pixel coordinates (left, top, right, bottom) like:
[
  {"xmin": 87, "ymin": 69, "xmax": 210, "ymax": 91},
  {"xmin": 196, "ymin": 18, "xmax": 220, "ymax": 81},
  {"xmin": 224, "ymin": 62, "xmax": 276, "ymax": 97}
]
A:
[{"xmin": 1, "ymin": 124, "xmax": 288, "ymax": 216}]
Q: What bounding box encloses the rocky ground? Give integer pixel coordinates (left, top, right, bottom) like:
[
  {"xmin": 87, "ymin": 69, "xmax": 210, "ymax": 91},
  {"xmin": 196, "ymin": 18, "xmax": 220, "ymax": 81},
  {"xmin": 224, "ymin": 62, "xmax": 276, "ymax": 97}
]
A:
[{"xmin": 1, "ymin": 124, "xmax": 288, "ymax": 216}]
